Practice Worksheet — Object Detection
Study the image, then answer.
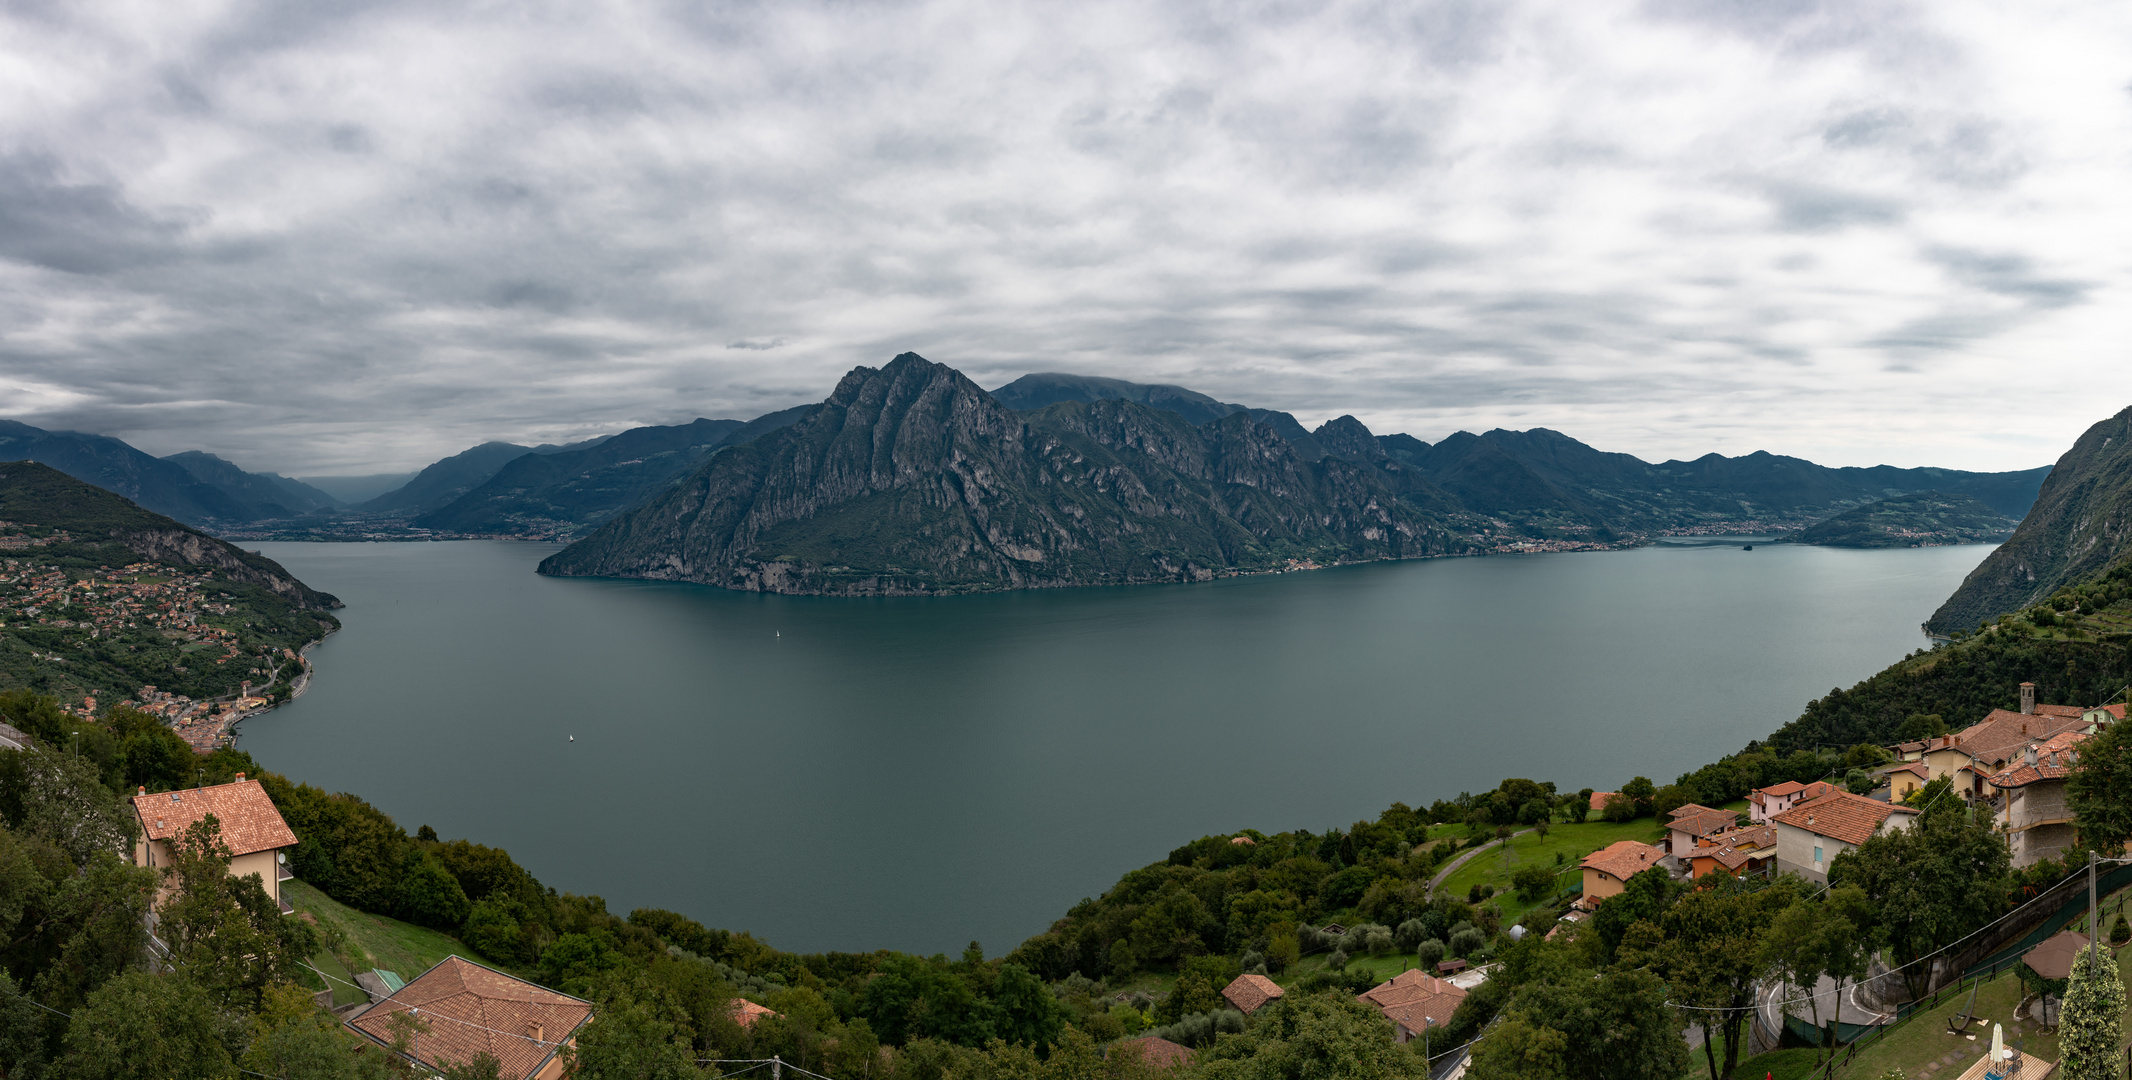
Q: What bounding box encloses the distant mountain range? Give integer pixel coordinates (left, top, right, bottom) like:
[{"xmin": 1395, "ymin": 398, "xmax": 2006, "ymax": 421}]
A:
[
  {"xmin": 538, "ymin": 355, "xmax": 1459, "ymax": 592},
  {"xmin": 535, "ymin": 354, "xmax": 2061, "ymax": 595},
  {"xmin": 0, "ymin": 362, "xmax": 2058, "ymax": 565},
  {"xmin": 1789, "ymin": 491, "xmax": 2019, "ymax": 549}
]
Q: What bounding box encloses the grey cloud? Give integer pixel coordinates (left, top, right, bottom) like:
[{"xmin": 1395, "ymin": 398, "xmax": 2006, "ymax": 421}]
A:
[
  {"xmin": 0, "ymin": 0, "xmax": 2114, "ymax": 475},
  {"xmin": 1762, "ymin": 182, "xmax": 1904, "ymax": 232},
  {"xmin": 0, "ymin": 154, "xmax": 193, "ymax": 274}
]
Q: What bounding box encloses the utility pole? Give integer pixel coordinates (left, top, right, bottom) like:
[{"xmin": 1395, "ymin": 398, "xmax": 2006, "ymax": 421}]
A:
[{"xmin": 772, "ymin": 1056, "xmax": 782, "ymax": 1080}]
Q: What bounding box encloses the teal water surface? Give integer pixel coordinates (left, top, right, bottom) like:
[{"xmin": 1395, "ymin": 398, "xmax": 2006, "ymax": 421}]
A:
[{"xmin": 242, "ymin": 539, "xmax": 1989, "ymax": 956}]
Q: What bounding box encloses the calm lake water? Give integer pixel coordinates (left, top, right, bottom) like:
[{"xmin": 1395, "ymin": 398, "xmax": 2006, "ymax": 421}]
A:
[{"xmin": 242, "ymin": 539, "xmax": 1989, "ymax": 957}]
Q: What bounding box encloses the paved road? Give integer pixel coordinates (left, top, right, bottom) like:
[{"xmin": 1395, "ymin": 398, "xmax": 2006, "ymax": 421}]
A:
[
  {"xmin": 1427, "ymin": 829, "xmax": 1536, "ymax": 894},
  {"xmin": 1757, "ymin": 973, "xmax": 1894, "ymax": 1041}
]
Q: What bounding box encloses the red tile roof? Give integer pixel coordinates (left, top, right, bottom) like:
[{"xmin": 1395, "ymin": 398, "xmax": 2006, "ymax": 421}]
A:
[
  {"xmin": 131, "ymin": 778, "xmax": 298, "ymax": 858},
  {"xmin": 1121, "ymin": 1036, "xmax": 1194, "ymax": 1071},
  {"xmin": 1957, "ymin": 710, "xmax": 2090, "ymax": 769},
  {"xmin": 348, "ymin": 956, "xmax": 593, "ymax": 1080},
  {"xmin": 1669, "ymin": 807, "xmax": 1738, "ymax": 839},
  {"xmin": 1692, "ymin": 825, "xmax": 1777, "ymax": 872},
  {"xmin": 1588, "ymin": 791, "xmax": 1618, "ymax": 811},
  {"xmin": 1580, "ymin": 840, "xmax": 1664, "ymax": 882},
  {"xmin": 1357, "ymin": 969, "xmax": 1468, "ymax": 1035},
  {"xmin": 1757, "ymin": 781, "xmax": 1806, "ymax": 798},
  {"xmin": 1984, "ymin": 730, "xmax": 2090, "ymax": 790},
  {"xmin": 1771, "ymin": 791, "xmax": 1914, "ymax": 847},
  {"xmin": 731, "ymin": 999, "xmax": 778, "ymax": 1028},
  {"xmin": 1666, "ymin": 803, "xmax": 1719, "ymax": 821},
  {"xmin": 1220, "ymin": 973, "xmax": 1284, "ymax": 1015}
]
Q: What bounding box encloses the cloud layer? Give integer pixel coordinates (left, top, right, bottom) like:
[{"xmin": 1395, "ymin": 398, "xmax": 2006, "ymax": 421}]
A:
[{"xmin": 2, "ymin": 0, "xmax": 2128, "ymax": 474}]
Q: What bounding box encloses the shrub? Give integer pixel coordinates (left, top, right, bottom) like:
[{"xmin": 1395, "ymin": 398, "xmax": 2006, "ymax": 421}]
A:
[
  {"xmin": 1393, "ymin": 918, "xmax": 1431, "ymax": 953},
  {"xmin": 1602, "ymin": 793, "xmax": 1637, "ymax": 822},
  {"xmin": 1351, "ymin": 924, "xmax": 1393, "ymax": 956},
  {"xmin": 1326, "ymin": 948, "xmax": 1349, "ymax": 970},
  {"xmin": 1511, "ymin": 863, "xmax": 1555, "ymax": 901},
  {"xmin": 1449, "ymin": 928, "xmax": 1485, "ymax": 958},
  {"xmin": 1415, "ymin": 939, "xmax": 1446, "ymax": 968}
]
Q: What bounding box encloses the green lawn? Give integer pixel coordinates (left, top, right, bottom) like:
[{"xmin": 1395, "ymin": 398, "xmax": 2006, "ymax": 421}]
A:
[
  {"xmin": 1435, "ymin": 816, "xmax": 1671, "ymax": 924},
  {"xmin": 1835, "ymin": 968, "xmax": 2078, "ymax": 1079},
  {"xmin": 1721, "ymin": 1047, "xmax": 1821, "ymax": 1080},
  {"xmin": 286, "ymin": 878, "xmax": 472, "ymax": 1001}
]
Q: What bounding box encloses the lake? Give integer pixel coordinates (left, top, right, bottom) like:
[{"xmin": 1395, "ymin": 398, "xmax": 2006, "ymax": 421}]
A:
[{"xmin": 241, "ymin": 539, "xmax": 1990, "ymax": 957}]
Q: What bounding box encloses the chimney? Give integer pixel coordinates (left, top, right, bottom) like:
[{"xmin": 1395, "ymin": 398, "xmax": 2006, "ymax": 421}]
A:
[
  {"xmin": 137, "ymin": 786, "xmax": 145, "ymax": 795},
  {"xmin": 529, "ymin": 1021, "xmax": 545, "ymax": 1042},
  {"xmin": 2021, "ymin": 682, "xmax": 2036, "ymax": 715},
  {"xmin": 234, "ymin": 772, "xmax": 245, "ymax": 782},
  {"xmin": 2025, "ymin": 746, "xmax": 2037, "ymax": 767}
]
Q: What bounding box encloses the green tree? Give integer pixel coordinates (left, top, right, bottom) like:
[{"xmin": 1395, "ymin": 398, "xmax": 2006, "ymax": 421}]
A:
[
  {"xmin": 1831, "ymin": 778, "xmax": 2011, "ymax": 1000},
  {"xmin": 2069, "ymin": 718, "xmax": 2132, "ymax": 856},
  {"xmin": 395, "ymin": 849, "xmax": 473, "ymax": 929},
  {"xmin": 1659, "ymin": 877, "xmax": 1794, "ymax": 1080},
  {"xmin": 991, "ymin": 963, "xmax": 1064, "ymax": 1051},
  {"xmin": 157, "ymin": 814, "xmax": 319, "ymax": 1010},
  {"xmin": 1510, "ymin": 863, "xmax": 1555, "ymax": 902},
  {"xmin": 1651, "ymin": 785, "xmax": 1693, "ymax": 821},
  {"xmin": 242, "ymin": 981, "xmax": 394, "ymax": 1080},
  {"xmin": 1465, "ymin": 1015, "xmax": 1569, "ymax": 1080},
  {"xmin": 1477, "ymin": 966, "xmax": 1689, "ymax": 1080},
  {"xmin": 1620, "ymin": 777, "xmax": 1656, "ymax": 817},
  {"xmin": 1590, "ymin": 867, "xmax": 1677, "ymax": 963},
  {"xmin": 860, "ymin": 954, "xmax": 994, "ymax": 1047},
  {"xmin": 1895, "ymin": 713, "xmax": 1948, "ymax": 742},
  {"xmin": 1601, "ymin": 794, "xmax": 1636, "ymax": 823},
  {"xmin": 58, "ymin": 971, "xmax": 232, "ymax": 1080},
  {"xmin": 565, "ymin": 979, "xmax": 699, "ymax": 1080},
  {"xmin": 1197, "ymin": 994, "xmax": 1426, "ymax": 1080},
  {"xmin": 1129, "ymin": 885, "xmax": 1215, "ymax": 970},
  {"xmin": 2059, "ymin": 942, "xmax": 2125, "ymax": 1080},
  {"xmin": 1761, "ymin": 886, "xmax": 1874, "ymax": 1063}
]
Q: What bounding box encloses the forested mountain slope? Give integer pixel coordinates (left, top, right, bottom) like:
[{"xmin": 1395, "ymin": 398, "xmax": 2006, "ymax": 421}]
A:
[
  {"xmin": 1929, "ymin": 405, "xmax": 2132, "ymax": 633},
  {"xmin": 540, "ymin": 354, "xmax": 1463, "ymax": 594}
]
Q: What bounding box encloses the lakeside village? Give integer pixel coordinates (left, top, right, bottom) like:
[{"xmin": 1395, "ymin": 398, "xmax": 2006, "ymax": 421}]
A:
[
  {"xmin": 13, "ymin": 677, "xmax": 2126, "ymax": 1080},
  {"xmin": 0, "ymin": 535, "xmax": 309, "ymax": 752}
]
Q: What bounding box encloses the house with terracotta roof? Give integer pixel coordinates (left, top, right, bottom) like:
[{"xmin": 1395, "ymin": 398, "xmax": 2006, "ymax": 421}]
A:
[
  {"xmin": 1220, "ymin": 973, "xmax": 1284, "ymax": 1015},
  {"xmin": 1577, "ymin": 840, "xmax": 1664, "ymax": 909},
  {"xmin": 1587, "ymin": 791, "xmax": 1618, "ymax": 816},
  {"xmin": 129, "ymin": 773, "xmax": 299, "ymax": 913},
  {"xmin": 1664, "ymin": 804, "xmax": 1741, "ymax": 859},
  {"xmin": 1119, "ymin": 1035, "xmax": 1194, "ymax": 1071},
  {"xmin": 1985, "ymin": 729, "xmax": 2091, "ymax": 868},
  {"xmin": 1770, "ymin": 791, "xmax": 1919, "ymax": 883},
  {"xmin": 731, "ymin": 998, "xmax": 779, "ymax": 1028},
  {"xmin": 1687, "ymin": 824, "xmax": 1777, "ymax": 880},
  {"xmin": 1749, "ymin": 780, "xmax": 1838, "ymax": 824},
  {"xmin": 1875, "ymin": 761, "xmax": 1930, "ymax": 803},
  {"xmin": 347, "ymin": 956, "xmax": 594, "ymax": 1080},
  {"xmin": 1355, "ymin": 969, "xmax": 1467, "ymax": 1044}
]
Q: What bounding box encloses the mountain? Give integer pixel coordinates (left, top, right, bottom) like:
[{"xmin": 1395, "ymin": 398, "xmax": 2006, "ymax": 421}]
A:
[
  {"xmin": 1790, "ymin": 492, "xmax": 2019, "ymax": 548},
  {"xmin": 163, "ymin": 451, "xmax": 342, "ymax": 516},
  {"xmin": 414, "ymin": 407, "xmax": 812, "ymax": 536},
  {"xmin": 539, "ymin": 354, "xmax": 1462, "ymax": 594},
  {"xmin": 0, "ymin": 419, "xmax": 262, "ymax": 525},
  {"xmin": 989, "ymin": 373, "xmax": 1249, "ymax": 427},
  {"xmin": 0, "ymin": 460, "xmax": 340, "ymax": 610},
  {"xmin": 986, "ymin": 376, "xmax": 2049, "ymax": 534},
  {"xmin": 1929, "ymin": 406, "xmax": 2132, "ymax": 633},
  {"xmin": 294, "ymin": 473, "xmax": 415, "ymax": 504}
]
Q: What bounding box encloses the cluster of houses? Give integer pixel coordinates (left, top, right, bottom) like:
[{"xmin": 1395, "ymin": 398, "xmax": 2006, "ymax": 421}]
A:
[
  {"xmin": 85, "ymin": 681, "xmax": 2130, "ymax": 1077},
  {"xmin": 1575, "ymin": 684, "xmax": 2127, "ymax": 907}
]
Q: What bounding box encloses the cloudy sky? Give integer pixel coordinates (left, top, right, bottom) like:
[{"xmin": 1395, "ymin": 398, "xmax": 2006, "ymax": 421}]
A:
[{"xmin": 2, "ymin": 0, "xmax": 2129, "ymax": 476}]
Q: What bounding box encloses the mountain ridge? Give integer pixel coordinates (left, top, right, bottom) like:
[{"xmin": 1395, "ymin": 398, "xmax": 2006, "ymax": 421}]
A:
[
  {"xmin": 1928, "ymin": 405, "xmax": 2132, "ymax": 633},
  {"xmin": 538, "ymin": 354, "xmax": 1461, "ymax": 593}
]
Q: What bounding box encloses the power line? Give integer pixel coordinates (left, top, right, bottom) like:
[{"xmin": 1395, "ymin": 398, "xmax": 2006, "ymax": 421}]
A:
[{"xmin": 1670, "ymin": 855, "xmax": 2132, "ymax": 1013}]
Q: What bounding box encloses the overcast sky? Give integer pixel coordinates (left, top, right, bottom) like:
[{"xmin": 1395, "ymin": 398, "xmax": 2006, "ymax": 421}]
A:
[{"xmin": 3, "ymin": 0, "xmax": 2129, "ymax": 476}]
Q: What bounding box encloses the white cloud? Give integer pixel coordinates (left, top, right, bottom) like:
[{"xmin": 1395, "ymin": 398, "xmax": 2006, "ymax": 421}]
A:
[{"xmin": 0, "ymin": 0, "xmax": 2128, "ymax": 474}]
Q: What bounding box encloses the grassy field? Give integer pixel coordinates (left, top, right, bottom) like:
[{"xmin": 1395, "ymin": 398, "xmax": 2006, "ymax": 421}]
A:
[
  {"xmin": 1434, "ymin": 816, "xmax": 1671, "ymax": 924},
  {"xmin": 286, "ymin": 879, "xmax": 472, "ymax": 1004}
]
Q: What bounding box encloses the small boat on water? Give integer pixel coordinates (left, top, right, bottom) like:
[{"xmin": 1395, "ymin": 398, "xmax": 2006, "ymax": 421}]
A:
[{"xmin": 1743, "ymin": 544, "xmax": 1754, "ymax": 551}]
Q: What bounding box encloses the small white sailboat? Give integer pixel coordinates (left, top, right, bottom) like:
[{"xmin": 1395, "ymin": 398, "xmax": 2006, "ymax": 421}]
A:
[
  {"xmin": 775, "ymin": 630, "xmax": 780, "ymax": 638},
  {"xmin": 568, "ymin": 735, "xmax": 574, "ymax": 742}
]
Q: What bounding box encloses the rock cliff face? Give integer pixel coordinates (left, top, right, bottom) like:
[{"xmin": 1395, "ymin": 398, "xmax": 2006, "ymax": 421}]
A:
[
  {"xmin": 1929, "ymin": 406, "xmax": 2132, "ymax": 632},
  {"xmin": 538, "ymin": 354, "xmax": 1463, "ymax": 594}
]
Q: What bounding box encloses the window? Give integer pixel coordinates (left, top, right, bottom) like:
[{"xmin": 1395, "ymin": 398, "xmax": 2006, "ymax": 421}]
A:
[{"xmin": 1813, "ymin": 844, "xmax": 1823, "ymax": 868}]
